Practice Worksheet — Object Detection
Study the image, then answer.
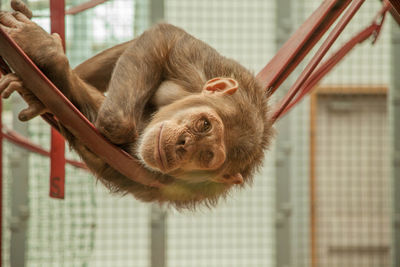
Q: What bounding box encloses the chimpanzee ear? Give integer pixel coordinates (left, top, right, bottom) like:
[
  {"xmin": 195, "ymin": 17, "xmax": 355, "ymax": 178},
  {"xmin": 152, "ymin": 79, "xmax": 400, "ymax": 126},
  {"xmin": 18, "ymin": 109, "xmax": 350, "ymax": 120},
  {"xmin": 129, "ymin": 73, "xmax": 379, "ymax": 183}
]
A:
[
  {"xmin": 212, "ymin": 173, "xmax": 244, "ymax": 185},
  {"xmin": 203, "ymin": 77, "xmax": 239, "ymax": 96}
]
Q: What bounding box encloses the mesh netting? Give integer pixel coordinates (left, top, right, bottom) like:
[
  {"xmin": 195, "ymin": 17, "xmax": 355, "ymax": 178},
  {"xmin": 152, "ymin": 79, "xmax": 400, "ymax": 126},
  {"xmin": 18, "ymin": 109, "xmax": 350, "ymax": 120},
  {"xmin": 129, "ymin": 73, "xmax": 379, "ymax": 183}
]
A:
[{"xmin": 0, "ymin": 0, "xmax": 396, "ymax": 266}]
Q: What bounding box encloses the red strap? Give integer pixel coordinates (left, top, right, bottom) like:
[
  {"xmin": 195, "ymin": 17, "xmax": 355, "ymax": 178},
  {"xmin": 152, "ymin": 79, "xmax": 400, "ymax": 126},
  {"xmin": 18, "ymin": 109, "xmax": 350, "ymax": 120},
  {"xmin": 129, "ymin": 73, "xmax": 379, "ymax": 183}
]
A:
[
  {"xmin": 388, "ymin": 0, "xmax": 400, "ymax": 23},
  {"xmin": 0, "ymin": 29, "xmax": 163, "ymax": 188},
  {"xmin": 0, "ymin": 56, "xmax": 11, "ymax": 74},
  {"xmin": 271, "ymin": 0, "xmax": 366, "ymax": 122},
  {"xmin": 275, "ymin": 0, "xmax": 390, "ymax": 119},
  {"xmin": 256, "ymin": 0, "xmax": 352, "ymax": 95}
]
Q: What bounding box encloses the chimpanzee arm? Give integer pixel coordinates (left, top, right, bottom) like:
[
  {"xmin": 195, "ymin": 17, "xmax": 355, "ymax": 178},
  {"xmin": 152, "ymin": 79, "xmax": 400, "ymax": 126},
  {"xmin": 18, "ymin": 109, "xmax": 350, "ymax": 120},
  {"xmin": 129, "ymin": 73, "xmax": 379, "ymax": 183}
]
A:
[
  {"xmin": 94, "ymin": 24, "xmax": 186, "ymax": 144},
  {"xmin": 74, "ymin": 40, "xmax": 134, "ymax": 93}
]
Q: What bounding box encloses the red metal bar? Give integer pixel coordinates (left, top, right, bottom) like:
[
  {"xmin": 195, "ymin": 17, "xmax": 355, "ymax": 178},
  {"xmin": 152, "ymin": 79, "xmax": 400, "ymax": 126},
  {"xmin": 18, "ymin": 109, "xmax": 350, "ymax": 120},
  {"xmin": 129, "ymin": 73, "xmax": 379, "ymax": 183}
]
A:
[
  {"xmin": 271, "ymin": 0, "xmax": 366, "ymax": 122},
  {"xmin": 66, "ymin": 0, "xmax": 108, "ymax": 15},
  {"xmin": 0, "ymin": 29, "xmax": 163, "ymax": 188},
  {"xmin": 256, "ymin": 0, "xmax": 352, "ymax": 95},
  {"xmin": 50, "ymin": 0, "xmax": 66, "ymax": 199},
  {"xmin": 2, "ymin": 128, "xmax": 87, "ymax": 170}
]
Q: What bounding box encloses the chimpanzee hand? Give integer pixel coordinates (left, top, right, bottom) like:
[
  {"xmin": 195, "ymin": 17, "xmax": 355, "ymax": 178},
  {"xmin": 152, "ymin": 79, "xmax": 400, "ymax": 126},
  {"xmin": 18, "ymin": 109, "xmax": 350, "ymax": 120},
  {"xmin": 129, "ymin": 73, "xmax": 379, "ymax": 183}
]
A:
[
  {"xmin": 0, "ymin": 0, "xmax": 66, "ymax": 70},
  {"xmin": 0, "ymin": 73, "xmax": 48, "ymax": 121}
]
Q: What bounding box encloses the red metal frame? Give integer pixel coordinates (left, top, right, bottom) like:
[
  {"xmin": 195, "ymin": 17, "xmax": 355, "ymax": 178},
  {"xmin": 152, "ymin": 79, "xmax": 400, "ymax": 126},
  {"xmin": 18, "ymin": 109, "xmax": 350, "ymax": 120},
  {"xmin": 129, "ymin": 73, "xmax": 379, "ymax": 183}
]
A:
[
  {"xmin": 49, "ymin": 0, "xmax": 66, "ymax": 199},
  {"xmin": 66, "ymin": 0, "xmax": 109, "ymax": 15},
  {"xmin": 3, "ymin": 128, "xmax": 86, "ymax": 170}
]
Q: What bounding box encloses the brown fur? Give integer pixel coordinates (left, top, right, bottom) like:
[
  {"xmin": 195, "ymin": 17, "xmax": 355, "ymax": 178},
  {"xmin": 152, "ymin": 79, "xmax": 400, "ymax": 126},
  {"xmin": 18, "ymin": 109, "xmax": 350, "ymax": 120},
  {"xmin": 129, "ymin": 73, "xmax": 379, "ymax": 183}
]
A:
[{"xmin": 0, "ymin": 1, "xmax": 273, "ymax": 209}]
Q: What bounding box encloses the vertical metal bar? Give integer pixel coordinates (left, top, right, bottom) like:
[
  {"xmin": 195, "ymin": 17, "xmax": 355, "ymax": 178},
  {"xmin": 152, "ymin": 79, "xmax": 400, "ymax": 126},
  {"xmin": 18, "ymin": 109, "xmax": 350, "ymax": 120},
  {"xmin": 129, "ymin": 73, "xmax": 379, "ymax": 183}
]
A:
[
  {"xmin": 8, "ymin": 0, "xmax": 30, "ymax": 264},
  {"xmin": 149, "ymin": 0, "xmax": 164, "ymax": 25},
  {"xmin": 150, "ymin": 205, "xmax": 167, "ymax": 267},
  {"xmin": 309, "ymin": 93, "xmax": 318, "ymax": 267},
  {"xmin": 391, "ymin": 19, "xmax": 400, "ymax": 267},
  {"xmin": 9, "ymin": 96, "xmax": 29, "ymax": 267},
  {"xmin": 49, "ymin": 0, "xmax": 66, "ymax": 200},
  {"xmin": 148, "ymin": 1, "xmax": 166, "ymax": 266},
  {"xmin": 50, "ymin": 0, "xmax": 66, "ymax": 43},
  {"xmin": 274, "ymin": 0, "xmax": 293, "ymax": 266}
]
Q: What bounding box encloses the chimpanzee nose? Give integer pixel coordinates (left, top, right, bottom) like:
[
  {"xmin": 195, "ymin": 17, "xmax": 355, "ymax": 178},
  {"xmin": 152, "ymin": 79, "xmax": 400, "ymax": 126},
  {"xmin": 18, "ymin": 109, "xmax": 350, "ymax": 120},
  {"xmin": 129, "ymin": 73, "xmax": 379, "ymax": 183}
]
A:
[
  {"xmin": 176, "ymin": 134, "xmax": 190, "ymax": 148},
  {"xmin": 175, "ymin": 134, "xmax": 193, "ymax": 160},
  {"xmin": 177, "ymin": 137, "xmax": 186, "ymax": 146}
]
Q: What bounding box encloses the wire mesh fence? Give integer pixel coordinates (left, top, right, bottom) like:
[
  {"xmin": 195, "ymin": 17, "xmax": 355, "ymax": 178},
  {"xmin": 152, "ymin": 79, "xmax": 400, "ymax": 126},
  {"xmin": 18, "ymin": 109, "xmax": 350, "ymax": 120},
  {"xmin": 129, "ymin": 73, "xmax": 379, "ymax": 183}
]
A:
[
  {"xmin": 289, "ymin": 1, "xmax": 393, "ymax": 267},
  {"xmin": 0, "ymin": 0, "xmax": 396, "ymax": 266}
]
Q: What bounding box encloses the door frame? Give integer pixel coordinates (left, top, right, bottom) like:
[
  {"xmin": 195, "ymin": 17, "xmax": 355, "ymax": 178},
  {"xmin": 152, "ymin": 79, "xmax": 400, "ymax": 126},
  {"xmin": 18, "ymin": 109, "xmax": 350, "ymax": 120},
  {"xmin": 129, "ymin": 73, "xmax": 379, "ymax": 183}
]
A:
[{"xmin": 309, "ymin": 85, "xmax": 387, "ymax": 267}]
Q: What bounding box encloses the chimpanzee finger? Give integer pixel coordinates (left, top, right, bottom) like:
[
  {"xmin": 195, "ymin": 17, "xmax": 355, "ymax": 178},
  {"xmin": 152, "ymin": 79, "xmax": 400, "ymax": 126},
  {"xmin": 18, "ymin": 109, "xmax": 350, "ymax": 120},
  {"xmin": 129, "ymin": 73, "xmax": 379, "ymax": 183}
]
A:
[
  {"xmin": 19, "ymin": 91, "xmax": 47, "ymax": 121},
  {"xmin": 18, "ymin": 104, "xmax": 44, "ymax": 121},
  {"xmin": 12, "ymin": 11, "xmax": 30, "ymax": 23},
  {"xmin": 0, "ymin": 24, "xmax": 11, "ymax": 33},
  {"xmin": 11, "ymin": 0, "xmax": 32, "ymax": 19},
  {"xmin": 1, "ymin": 81, "xmax": 21, "ymax": 99},
  {"xmin": 0, "ymin": 74, "xmax": 20, "ymax": 93},
  {"xmin": 0, "ymin": 12, "xmax": 20, "ymax": 28}
]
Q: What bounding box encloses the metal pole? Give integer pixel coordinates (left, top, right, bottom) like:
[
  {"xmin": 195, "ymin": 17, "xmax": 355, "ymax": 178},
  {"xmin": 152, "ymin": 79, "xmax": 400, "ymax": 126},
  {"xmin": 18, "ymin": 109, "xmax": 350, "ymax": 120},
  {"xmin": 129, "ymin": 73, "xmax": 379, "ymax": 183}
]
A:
[
  {"xmin": 49, "ymin": 0, "xmax": 66, "ymax": 199},
  {"xmin": 148, "ymin": 1, "xmax": 166, "ymax": 267},
  {"xmin": 390, "ymin": 18, "xmax": 400, "ymax": 267},
  {"xmin": 150, "ymin": 205, "xmax": 167, "ymax": 267},
  {"xmin": 274, "ymin": 0, "xmax": 293, "ymax": 266},
  {"xmin": 150, "ymin": 0, "xmax": 164, "ymax": 25},
  {"xmin": 9, "ymin": 96, "xmax": 30, "ymax": 267}
]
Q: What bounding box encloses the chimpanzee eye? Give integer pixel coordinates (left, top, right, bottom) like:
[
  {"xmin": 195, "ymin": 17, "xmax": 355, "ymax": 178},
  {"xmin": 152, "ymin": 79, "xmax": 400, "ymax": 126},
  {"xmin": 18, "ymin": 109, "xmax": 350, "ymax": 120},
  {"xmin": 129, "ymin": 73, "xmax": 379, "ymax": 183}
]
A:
[
  {"xmin": 195, "ymin": 118, "xmax": 212, "ymax": 133},
  {"xmin": 202, "ymin": 119, "xmax": 211, "ymax": 132}
]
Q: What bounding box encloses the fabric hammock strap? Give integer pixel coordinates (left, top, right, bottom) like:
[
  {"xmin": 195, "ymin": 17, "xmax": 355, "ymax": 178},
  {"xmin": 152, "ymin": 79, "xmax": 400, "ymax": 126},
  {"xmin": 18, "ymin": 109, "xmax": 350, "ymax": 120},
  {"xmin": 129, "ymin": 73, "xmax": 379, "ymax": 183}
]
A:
[
  {"xmin": 388, "ymin": 0, "xmax": 400, "ymax": 23},
  {"xmin": 278, "ymin": 1, "xmax": 391, "ymax": 118},
  {"xmin": 0, "ymin": 28, "xmax": 163, "ymax": 188},
  {"xmin": 256, "ymin": 0, "xmax": 352, "ymax": 95},
  {"xmin": 270, "ymin": 0, "xmax": 365, "ymax": 122}
]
